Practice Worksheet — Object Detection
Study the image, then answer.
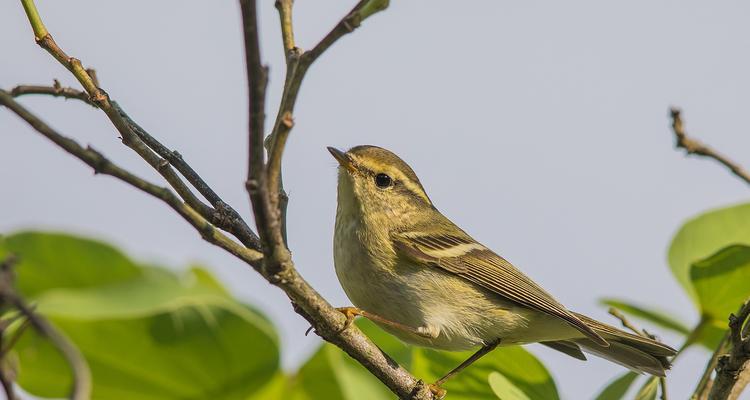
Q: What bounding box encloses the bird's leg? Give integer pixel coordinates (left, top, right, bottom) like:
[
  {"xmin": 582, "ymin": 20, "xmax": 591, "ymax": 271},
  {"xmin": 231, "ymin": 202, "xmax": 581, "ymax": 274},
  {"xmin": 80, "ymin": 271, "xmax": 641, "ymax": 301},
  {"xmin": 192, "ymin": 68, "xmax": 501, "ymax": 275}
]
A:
[
  {"xmin": 429, "ymin": 339, "xmax": 501, "ymax": 395},
  {"xmin": 336, "ymin": 306, "xmax": 437, "ymax": 339}
]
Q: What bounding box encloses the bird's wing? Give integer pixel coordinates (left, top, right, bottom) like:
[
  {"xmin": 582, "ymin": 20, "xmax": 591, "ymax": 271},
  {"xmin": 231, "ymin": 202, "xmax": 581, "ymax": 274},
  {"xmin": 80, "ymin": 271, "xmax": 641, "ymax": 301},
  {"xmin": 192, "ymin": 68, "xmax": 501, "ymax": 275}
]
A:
[{"xmin": 392, "ymin": 229, "xmax": 608, "ymax": 346}]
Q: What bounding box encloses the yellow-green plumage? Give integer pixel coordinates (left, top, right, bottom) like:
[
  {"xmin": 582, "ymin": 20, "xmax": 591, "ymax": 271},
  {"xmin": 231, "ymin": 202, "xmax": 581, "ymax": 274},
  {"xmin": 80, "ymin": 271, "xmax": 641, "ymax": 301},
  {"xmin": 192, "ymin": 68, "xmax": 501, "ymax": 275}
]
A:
[{"xmin": 330, "ymin": 145, "xmax": 675, "ymax": 377}]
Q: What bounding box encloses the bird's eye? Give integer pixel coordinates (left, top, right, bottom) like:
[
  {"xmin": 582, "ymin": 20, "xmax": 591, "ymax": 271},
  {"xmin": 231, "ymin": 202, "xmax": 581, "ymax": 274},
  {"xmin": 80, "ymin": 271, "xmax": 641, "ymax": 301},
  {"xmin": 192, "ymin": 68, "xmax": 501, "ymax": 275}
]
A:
[{"xmin": 374, "ymin": 173, "xmax": 392, "ymax": 188}]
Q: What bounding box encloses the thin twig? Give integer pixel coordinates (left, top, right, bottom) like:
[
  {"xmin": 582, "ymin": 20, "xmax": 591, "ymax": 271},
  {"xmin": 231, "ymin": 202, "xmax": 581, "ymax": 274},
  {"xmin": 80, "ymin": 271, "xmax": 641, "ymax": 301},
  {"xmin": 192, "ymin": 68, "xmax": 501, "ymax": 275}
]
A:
[
  {"xmin": 0, "ymin": 255, "xmax": 90, "ymax": 400},
  {"xmin": 707, "ymin": 300, "xmax": 750, "ymax": 399},
  {"xmin": 113, "ymin": 103, "xmax": 261, "ymax": 250},
  {"xmin": 303, "ymin": 0, "xmax": 368, "ymax": 65},
  {"xmin": 609, "ymin": 308, "xmax": 648, "ymax": 336},
  {"xmin": 238, "ymin": 0, "xmax": 431, "ymax": 398},
  {"xmin": 11, "ymin": 1, "xmax": 427, "ymax": 399},
  {"xmin": 0, "ymin": 90, "xmax": 263, "ymax": 268},
  {"xmin": 609, "ymin": 308, "xmax": 669, "ymax": 400},
  {"xmin": 8, "ymin": 82, "xmax": 261, "ymax": 251},
  {"xmin": 669, "ymin": 108, "xmax": 750, "ymax": 186},
  {"xmin": 275, "ymin": 0, "xmax": 296, "ymax": 58},
  {"xmin": 262, "ymin": 0, "xmax": 379, "ymax": 247},
  {"xmin": 240, "ymin": 0, "xmax": 276, "ymax": 262},
  {"xmin": 18, "ymin": 0, "xmax": 263, "ymax": 253},
  {"xmin": 10, "ymin": 81, "xmax": 94, "ymax": 106}
]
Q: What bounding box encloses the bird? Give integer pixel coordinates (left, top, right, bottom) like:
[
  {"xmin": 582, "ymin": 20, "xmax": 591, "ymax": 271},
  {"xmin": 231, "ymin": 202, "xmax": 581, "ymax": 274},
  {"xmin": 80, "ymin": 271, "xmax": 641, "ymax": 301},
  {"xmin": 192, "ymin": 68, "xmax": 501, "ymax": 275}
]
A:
[{"xmin": 327, "ymin": 144, "xmax": 675, "ymax": 397}]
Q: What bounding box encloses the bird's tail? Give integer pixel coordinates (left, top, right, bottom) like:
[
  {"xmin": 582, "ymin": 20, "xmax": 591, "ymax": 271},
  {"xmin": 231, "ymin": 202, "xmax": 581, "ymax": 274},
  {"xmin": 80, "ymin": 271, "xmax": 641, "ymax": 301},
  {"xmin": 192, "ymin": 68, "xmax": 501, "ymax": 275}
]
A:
[{"xmin": 569, "ymin": 312, "xmax": 676, "ymax": 377}]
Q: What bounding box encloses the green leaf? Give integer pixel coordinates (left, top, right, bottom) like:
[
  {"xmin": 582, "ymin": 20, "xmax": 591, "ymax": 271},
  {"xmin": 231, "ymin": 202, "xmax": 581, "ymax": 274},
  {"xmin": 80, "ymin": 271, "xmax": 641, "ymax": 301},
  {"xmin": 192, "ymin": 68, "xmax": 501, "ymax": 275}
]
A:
[
  {"xmin": 15, "ymin": 270, "xmax": 279, "ymax": 400},
  {"xmin": 695, "ymin": 320, "xmax": 727, "ymax": 350},
  {"xmin": 246, "ymin": 372, "xmax": 289, "ymax": 400},
  {"xmin": 600, "ymin": 299, "xmax": 690, "ymax": 335},
  {"xmin": 289, "ymin": 343, "xmax": 392, "ymax": 400},
  {"xmin": 1, "ymin": 231, "xmax": 142, "ymax": 298},
  {"xmin": 356, "ymin": 319, "xmax": 412, "ymax": 368},
  {"xmin": 594, "ymin": 372, "xmax": 638, "ymax": 400},
  {"xmin": 633, "ymin": 377, "xmax": 659, "ymax": 400},
  {"xmin": 691, "ymin": 245, "xmax": 750, "ymax": 322},
  {"xmin": 412, "ymin": 346, "xmax": 558, "ymax": 400},
  {"xmin": 668, "ymin": 202, "xmax": 750, "ymax": 303},
  {"xmin": 488, "ymin": 371, "xmax": 531, "ymax": 400}
]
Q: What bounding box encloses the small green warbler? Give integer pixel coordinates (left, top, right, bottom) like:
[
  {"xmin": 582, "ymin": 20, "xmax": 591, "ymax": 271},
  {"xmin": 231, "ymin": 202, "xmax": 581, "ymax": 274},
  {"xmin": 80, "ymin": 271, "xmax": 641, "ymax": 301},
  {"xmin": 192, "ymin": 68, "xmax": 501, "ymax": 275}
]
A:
[{"xmin": 328, "ymin": 145, "xmax": 675, "ymax": 396}]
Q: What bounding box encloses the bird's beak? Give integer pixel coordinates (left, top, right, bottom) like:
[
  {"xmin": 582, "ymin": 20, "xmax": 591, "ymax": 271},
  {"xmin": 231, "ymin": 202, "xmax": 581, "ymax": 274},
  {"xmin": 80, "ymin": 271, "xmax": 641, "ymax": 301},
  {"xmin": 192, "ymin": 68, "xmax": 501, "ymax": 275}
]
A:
[{"xmin": 327, "ymin": 147, "xmax": 356, "ymax": 172}]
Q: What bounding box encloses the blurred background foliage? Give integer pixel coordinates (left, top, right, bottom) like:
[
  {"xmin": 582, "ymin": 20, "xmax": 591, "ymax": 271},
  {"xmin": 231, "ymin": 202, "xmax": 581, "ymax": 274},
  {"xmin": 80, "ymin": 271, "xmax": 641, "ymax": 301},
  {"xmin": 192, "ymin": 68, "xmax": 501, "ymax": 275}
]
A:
[{"xmin": 1, "ymin": 200, "xmax": 749, "ymax": 400}]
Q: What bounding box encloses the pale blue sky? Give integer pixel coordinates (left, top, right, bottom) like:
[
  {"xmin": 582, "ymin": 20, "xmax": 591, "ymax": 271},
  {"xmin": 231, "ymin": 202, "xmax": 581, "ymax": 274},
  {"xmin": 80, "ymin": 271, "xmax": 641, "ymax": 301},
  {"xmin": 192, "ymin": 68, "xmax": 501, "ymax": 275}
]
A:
[{"xmin": 3, "ymin": 1, "xmax": 750, "ymax": 399}]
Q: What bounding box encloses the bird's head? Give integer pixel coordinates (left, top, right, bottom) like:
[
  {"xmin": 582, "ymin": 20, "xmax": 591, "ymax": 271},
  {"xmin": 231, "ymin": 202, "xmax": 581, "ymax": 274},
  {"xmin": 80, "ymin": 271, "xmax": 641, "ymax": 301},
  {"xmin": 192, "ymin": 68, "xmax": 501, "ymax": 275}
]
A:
[{"xmin": 327, "ymin": 145, "xmax": 433, "ymax": 226}]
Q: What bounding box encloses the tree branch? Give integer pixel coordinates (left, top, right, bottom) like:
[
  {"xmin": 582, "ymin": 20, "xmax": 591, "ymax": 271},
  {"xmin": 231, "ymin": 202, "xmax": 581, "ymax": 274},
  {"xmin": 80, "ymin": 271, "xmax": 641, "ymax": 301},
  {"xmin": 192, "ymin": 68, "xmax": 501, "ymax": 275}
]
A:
[
  {"xmin": 18, "ymin": 0, "xmax": 265, "ymax": 253},
  {"xmin": 0, "ymin": 90, "xmax": 263, "ymax": 268},
  {"xmin": 11, "ymin": 80, "xmax": 94, "ymax": 106},
  {"xmin": 262, "ymin": 0, "xmax": 387, "ymax": 244},
  {"xmin": 10, "ymin": 1, "xmax": 430, "ymax": 398},
  {"xmin": 239, "ymin": 0, "xmax": 276, "ymax": 260},
  {"xmin": 112, "ymin": 102, "xmax": 262, "ymax": 250},
  {"xmin": 275, "ymin": 0, "xmax": 296, "ymax": 58},
  {"xmin": 708, "ymin": 300, "xmax": 750, "ymax": 400},
  {"xmin": 693, "ymin": 330, "xmax": 730, "ymax": 400},
  {"xmin": 669, "ymin": 108, "xmax": 750, "ymax": 186},
  {"xmin": 238, "ymin": 1, "xmax": 431, "ymax": 398},
  {"xmin": 8, "ymin": 81, "xmax": 262, "ymax": 251}
]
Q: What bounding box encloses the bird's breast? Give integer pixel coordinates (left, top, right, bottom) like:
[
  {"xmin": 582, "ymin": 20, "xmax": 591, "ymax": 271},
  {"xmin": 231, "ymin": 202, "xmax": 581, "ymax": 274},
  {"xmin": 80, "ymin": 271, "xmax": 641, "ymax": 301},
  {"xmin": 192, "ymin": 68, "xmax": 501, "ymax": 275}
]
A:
[{"xmin": 333, "ymin": 215, "xmax": 533, "ymax": 351}]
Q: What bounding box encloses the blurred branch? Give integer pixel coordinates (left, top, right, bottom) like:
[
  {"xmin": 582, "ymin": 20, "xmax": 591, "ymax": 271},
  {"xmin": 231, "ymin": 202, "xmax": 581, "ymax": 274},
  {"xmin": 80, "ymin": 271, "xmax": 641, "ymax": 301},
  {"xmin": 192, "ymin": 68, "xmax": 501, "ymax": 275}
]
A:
[
  {"xmin": 17, "ymin": 0, "xmax": 262, "ymax": 251},
  {"xmin": 693, "ymin": 330, "xmax": 730, "ymax": 400},
  {"xmin": 707, "ymin": 300, "xmax": 750, "ymax": 400},
  {"xmin": 669, "ymin": 108, "xmax": 750, "ymax": 186},
  {"xmin": 0, "ymin": 255, "xmax": 91, "ymax": 400},
  {"xmin": 609, "ymin": 308, "xmax": 669, "ymax": 400},
  {"xmin": 0, "ymin": 90, "xmax": 263, "ymax": 267}
]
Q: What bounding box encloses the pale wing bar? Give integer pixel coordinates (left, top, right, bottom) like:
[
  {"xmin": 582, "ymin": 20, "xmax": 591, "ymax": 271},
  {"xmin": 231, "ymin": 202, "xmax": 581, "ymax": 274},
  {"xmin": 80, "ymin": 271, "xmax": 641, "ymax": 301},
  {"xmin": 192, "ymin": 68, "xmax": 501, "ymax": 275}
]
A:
[{"xmin": 394, "ymin": 234, "xmax": 608, "ymax": 346}]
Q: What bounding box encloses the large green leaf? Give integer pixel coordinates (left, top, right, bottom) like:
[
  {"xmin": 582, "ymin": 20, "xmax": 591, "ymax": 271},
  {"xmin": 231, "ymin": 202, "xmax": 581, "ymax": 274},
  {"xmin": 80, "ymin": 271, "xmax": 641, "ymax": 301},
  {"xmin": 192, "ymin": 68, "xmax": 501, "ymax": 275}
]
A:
[
  {"xmin": 668, "ymin": 202, "xmax": 750, "ymax": 303},
  {"xmin": 0, "ymin": 231, "xmax": 142, "ymax": 298},
  {"xmin": 488, "ymin": 371, "xmax": 531, "ymax": 400},
  {"xmin": 247, "ymin": 373, "xmax": 289, "ymax": 400},
  {"xmin": 691, "ymin": 245, "xmax": 750, "ymax": 322},
  {"xmin": 285, "ymin": 319, "xmax": 411, "ymax": 400},
  {"xmin": 289, "ymin": 343, "xmax": 393, "ymax": 400},
  {"xmin": 593, "ymin": 372, "xmax": 638, "ymax": 400},
  {"xmin": 412, "ymin": 346, "xmax": 558, "ymax": 400},
  {"xmin": 292, "ymin": 321, "xmax": 557, "ymax": 400},
  {"xmin": 600, "ymin": 299, "xmax": 691, "ymax": 335},
  {"xmin": 633, "ymin": 377, "xmax": 659, "ymax": 400},
  {"xmin": 694, "ymin": 321, "xmax": 728, "ymax": 350},
  {"xmin": 356, "ymin": 319, "xmax": 412, "ymax": 368},
  {"xmin": 16, "ymin": 270, "xmax": 279, "ymax": 400}
]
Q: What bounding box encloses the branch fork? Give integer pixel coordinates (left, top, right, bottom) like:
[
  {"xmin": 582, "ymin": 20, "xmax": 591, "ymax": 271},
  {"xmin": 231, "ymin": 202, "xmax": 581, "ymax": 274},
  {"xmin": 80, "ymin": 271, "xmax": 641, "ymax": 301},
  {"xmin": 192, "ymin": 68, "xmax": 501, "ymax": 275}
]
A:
[{"xmin": 5, "ymin": 0, "xmax": 430, "ymax": 398}]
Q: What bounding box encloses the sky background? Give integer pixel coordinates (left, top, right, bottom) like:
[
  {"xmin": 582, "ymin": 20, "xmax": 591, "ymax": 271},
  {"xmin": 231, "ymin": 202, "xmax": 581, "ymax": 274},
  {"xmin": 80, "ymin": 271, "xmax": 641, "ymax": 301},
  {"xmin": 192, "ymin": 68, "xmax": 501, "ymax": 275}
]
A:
[{"xmin": 3, "ymin": 1, "xmax": 750, "ymax": 399}]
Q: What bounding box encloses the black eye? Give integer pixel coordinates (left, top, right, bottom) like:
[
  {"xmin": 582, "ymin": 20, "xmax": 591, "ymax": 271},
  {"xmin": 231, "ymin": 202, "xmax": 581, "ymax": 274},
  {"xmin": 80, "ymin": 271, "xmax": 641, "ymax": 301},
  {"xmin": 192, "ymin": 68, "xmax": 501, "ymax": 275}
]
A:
[{"xmin": 374, "ymin": 173, "xmax": 392, "ymax": 188}]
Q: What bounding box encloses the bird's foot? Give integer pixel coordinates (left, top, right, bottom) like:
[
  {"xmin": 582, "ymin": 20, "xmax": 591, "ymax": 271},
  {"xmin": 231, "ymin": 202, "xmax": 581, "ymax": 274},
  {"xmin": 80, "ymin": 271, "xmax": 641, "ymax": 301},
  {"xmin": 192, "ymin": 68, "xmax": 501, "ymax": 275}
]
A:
[
  {"xmin": 336, "ymin": 306, "xmax": 361, "ymax": 332},
  {"xmin": 428, "ymin": 383, "xmax": 447, "ymax": 399}
]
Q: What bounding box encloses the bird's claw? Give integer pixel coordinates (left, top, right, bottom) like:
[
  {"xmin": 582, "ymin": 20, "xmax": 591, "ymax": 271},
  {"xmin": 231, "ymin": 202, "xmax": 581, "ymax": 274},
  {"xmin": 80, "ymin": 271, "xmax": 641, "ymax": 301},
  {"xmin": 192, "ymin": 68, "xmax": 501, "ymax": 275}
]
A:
[
  {"xmin": 428, "ymin": 383, "xmax": 447, "ymax": 399},
  {"xmin": 336, "ymin": 306, "xmax": 361, "ymax": 332}
]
